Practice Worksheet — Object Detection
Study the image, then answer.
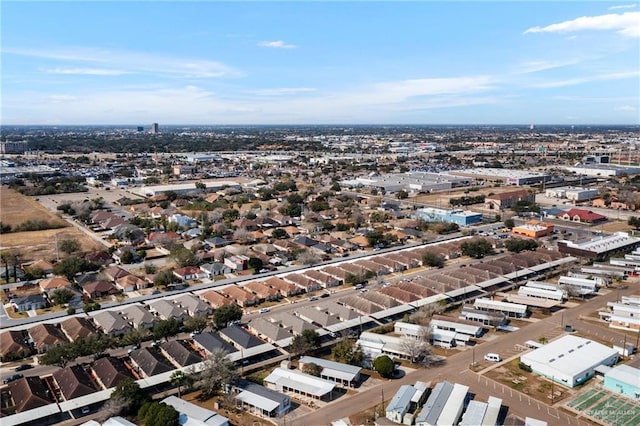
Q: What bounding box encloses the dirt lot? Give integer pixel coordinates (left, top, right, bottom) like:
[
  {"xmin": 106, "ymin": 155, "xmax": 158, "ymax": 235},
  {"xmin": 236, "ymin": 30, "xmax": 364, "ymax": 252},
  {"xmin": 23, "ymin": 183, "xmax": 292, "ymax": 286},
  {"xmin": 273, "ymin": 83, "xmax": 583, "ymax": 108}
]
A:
[
  {"xmin": 0, "ymin": 187, "xmax": 68, "ymax": 228},
  {"xmin": 597, "ymin": 220, "xmax": 634, "ymax": 233},
  {"xmin": 486, "ymin": 358, "xmax": 572, "ymax": 404},
  {"xmin": 0, "ymin": 188, "xmax": 104, "ymax": 263}
]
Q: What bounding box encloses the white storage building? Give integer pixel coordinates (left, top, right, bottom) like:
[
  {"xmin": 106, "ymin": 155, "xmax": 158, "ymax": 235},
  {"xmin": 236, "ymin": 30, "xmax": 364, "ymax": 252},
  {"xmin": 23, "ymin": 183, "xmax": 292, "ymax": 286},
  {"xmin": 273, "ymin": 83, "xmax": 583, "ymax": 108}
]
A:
[
  {"xmin": 520, "ymin": 335, "xmax": 618, "ymax": 387},
  {"xmin": 264, "ymin": 368, "xmax": 336, "ymax": 400},
  {"xmin": 473, "ymin": 298, "xmax": 528, "ymax": 318}
]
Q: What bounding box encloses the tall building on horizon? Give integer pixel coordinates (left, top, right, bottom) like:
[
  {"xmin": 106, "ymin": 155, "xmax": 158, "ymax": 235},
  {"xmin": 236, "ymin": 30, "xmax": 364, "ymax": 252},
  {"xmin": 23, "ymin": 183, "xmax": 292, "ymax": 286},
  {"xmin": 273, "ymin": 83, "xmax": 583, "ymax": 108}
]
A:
[{"xmin": 149, "ymin": 123, "xmax": 159, "ymax": 134}]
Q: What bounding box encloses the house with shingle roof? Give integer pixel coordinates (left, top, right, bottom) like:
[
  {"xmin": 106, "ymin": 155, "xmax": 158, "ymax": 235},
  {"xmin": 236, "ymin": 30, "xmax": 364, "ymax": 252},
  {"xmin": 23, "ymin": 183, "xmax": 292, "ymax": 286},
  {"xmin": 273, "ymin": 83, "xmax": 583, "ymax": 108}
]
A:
[
  {"xmin": 147, "ymin": 299, "xmax": 189, "ymax": 321},
  {"xmin": 0, "ymin": 330, "xmax": 31, "ymax": 362},
  {"xmin": 104, "ymin": 265, "xmax": 131, "ymax": 282},
  {"xmin": 198, "ymin": 290, "xmax": 233, "ymax": 309},
  {"xmin": 60, "ymin": 316, "xmax": 97, "ymax": 342},
  {"xmin": 38, "ymin": 276, "xmax": 72, "ymax": 292},
  {"xmin": 121, "ymin": 305, "xmax": 157, "ymax": 329},
  {"xmin": 82, "ymin": 280, "xmax": 119, "ymax": 299},
  {"xmin": 28, "ymin": 323, "xmax": 68, "ymax": 354},
  {"xmin": 173, "ymin": 294, "xmax": 212, "ymax": 317},
  {"xmin": 116, "ymin": 274, "xmax": 145, "ymax": 293},
  {"xmin": 24, "ymin": 259, "xmax": 54, "ymax": 276},
  {"xmin": 303, "ymin": 270, "xmax": 341, "ymax": 288},
  {"xmin": 160, "ymin": 340, "xmax": 203, "ymax": 367},
  {"xmin": 247, "ymin": 318, "xmax": 292, "ymax": 343},
  {"xmin": 173, "ymin": 266, "xmax": 208, "ymax": 281},
  {"xmin": 283, "ymin": 273, "xmax": 322, "ymax": 292},
  {"xmin": 5, "ymin": 377, "xmax": 53, "ymax": 414},
  {"xmin": 91, "ymin": 356, "xmax": 135, "ymax": 389},
  {"xmin": 192, "ymin": 332, "xmax": 237, "ymax": 356},
  {"xmin": 219, "ymin": 285, "xmax": 259, "ymax": 307},
  {"xmin": 52, "ymin": 365, "xmax": 97, "ymax": 400},
  {"xmin": 264, "ymin": 277, "xmax": 302, "ymax": 297},
  {"xmin": 244, "ymin": 281, "xmax": 280, "ymax": 302},
  {"xmin": 219, "ymin": 325, "xmax": 264, "ymax": 349},
  {"xmin": 11, "ymin": 294, "xmax": 47, "ymax": 312},
  {"xmin": 129, "ymin": 348, "xmax": 173, "ymax": 377},
  {"xmin": 91, "ymin": 310, "xmax": 131, "ymax": 336},
  {"xmin": 200, "ymin": 262, "xmax": 233, "ymax": 277}
]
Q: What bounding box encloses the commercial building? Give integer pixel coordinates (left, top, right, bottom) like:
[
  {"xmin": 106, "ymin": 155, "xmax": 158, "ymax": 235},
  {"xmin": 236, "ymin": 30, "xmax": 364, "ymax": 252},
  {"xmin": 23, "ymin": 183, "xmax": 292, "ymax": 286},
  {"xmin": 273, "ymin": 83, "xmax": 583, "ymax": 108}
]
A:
[
  {"xmin": 564, "ymin": 164, "xmax": 640, "ymax": 177},
  {"xmin": 558, "ymin": 232, "xmax": 640, "ymax": 261},
  {"xmin": 603, "ymin": 365, "xmax": 640, "ymax": 399},
  {"xmin": 545, "ymin": 187, "xmax": 599, "ymax": 202},
  {"xmin": 340, "ymin": 172, "xmax": 469, "ymax": 194},
  {"xmin": 136, "ymin": 179, "xmax": 242, "ymax": 198},
  {"xmin": 520, "ymin": 335, "xmax": 618, "ymax": 387},
  {"xmin": 415, "ymin": 207, "xmax": 483, "ymax": 227},
  {"xmin": 512, "ymin": 221, "xmax": 554, "ymax": 239},
  {"xmin": 447, "ymin": 168, "xmax": 550, "ymax": 186},
  {"xmin": 484, "ymin": 189, "xmax": 534, "ymax": 210},
  {"xmin": 0, "ymin": 141, "xmax": 28, "ymax": 154}
]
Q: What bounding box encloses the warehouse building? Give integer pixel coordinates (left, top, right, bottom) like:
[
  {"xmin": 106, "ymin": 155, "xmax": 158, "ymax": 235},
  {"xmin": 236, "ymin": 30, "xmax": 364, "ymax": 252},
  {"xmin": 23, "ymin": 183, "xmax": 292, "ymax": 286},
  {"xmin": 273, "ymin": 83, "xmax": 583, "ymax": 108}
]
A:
[
  {"xmin": 447, "ymin": 168, "xmax": 550, "ymax": 186},
  {"xmin": 545, "ymin": 187, "xmax": 599, "ymax": 202},
  {"xmin": 520, "ymin": 335, "xmax": 618, "ymax": 387},
  {"xmin": 415, "ymin": 207, "xmax": 483, "ymax": 227},
  {"xmin": 558, "ymin": 232, "xmax": 640, "ymax": 261}
]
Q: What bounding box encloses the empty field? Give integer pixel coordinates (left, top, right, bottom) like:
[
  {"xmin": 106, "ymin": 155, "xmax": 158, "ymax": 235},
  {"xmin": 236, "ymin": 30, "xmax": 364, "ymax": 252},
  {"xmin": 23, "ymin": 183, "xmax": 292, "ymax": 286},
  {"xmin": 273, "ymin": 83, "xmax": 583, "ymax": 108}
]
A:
[{"xmin": 0, "ymin": 187, "xmax": 68, "ymax": 228}]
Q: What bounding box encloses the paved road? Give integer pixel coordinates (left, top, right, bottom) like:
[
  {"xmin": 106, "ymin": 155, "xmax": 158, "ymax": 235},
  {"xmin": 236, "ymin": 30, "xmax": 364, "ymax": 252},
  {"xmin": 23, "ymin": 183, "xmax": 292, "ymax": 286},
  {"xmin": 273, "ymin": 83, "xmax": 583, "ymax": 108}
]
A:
[{"xmin": 292, "ymin": 281, "xmax": 639, "ymax": 426}]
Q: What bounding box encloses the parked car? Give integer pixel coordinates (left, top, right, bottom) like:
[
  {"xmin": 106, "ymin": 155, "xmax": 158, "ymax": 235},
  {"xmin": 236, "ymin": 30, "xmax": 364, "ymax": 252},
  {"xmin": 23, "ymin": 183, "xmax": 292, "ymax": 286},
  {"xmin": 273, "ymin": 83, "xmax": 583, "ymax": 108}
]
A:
[
  {"xmin": 258, "ymin": 308, "xmax": 271, "ymax": 314},
  {"xmin": 484, "ymin": 353, "xmax": 502, "ymax": 362},
  {"xmin": 3, "ymin": 374, "xmax": 23, "ymax": 384},
  {"xmin": 14, "ymin": 364, "xmax": 32, "ymax": 372}
]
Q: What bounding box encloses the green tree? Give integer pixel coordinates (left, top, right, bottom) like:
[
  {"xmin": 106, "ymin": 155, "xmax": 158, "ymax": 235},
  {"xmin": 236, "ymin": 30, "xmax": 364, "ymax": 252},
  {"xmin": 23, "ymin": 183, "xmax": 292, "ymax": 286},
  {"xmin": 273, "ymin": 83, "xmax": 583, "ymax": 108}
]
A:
[
  {"xmin": 272, "ymin": 228, "xmax": 288, "ymax": 239},
  {"xmin": 248, "ymin": 257, "xmax": 264, "ymax": 273},
  {"xmin": 53, "ymin": 256, "xmax": 98, "ymax": 280},
  {"xmin": 195, "ymin": 181, "xmax": 207, "ymax": 191},
  {"xmin": 461, "ymin": 239, "xmax": 493, "ymax": 259},
  {"xmin": 50, "ymin": 288, "xmax": 74, "ymax": 306},
  {"xmin": 83, "ymin": 301, "xmax": 101, "ymax": 312},
  {"xmin": 111, "ymin": 378, "xmax": 149, "ymax": 416},
  {"xmin": 120, "ymin": 250, "xmax": 135, "ymax": 264},
  {"xmin": 504, "ymin": 218, "xmax": 515, "ymax": 229},
  {"xmin": 290, "ymin": 329, "xmax": 321, "ymax": 355},
  {"xmin": 59, "ymin": 237, "xmax": 80, "ymax": 255},
  {"xmin": 169, "ymin": 370, "xmax": 193, "ymax": 398},
  {"xmin": 331, "ymin": 338, "xmax": 364, "ymax": 366},
  {"xmin": 302, "ymin": 362, "xmax": 322, "ymax": 377},
  {"xmin": 183, "ymin": 316, "xmax": 208, "ymax": 333},
  {"xmin": 373, "ymin": 355, "xmax": 395, "ymax": 378},
  {"xmin": 213, "ymin": 304, "xmax": 243, "ymax": 329},
  {"xmin": 199, "ymin": 349, "xmax": 239, "ymax": 397},
  {"xmin": 505, "ymin": 238, "xmax": 538, "ymax": 253},
  {"xmin": 39, "ymin": 345, "xmax": 74, "ymax": 367},
  {"xmin": 153, "ymin": 318, "xmax": 182, "ymax": 341},
  {"xmin": 422, "ymin": 251, "xmax": 445, "ymax": 268},
  {"xmin": 628, "ymin": 216, "xmax": 640, "ymax": 230},
  {"xmin": 170, "ymin": 246, "xmax": 197, "ymax": 268},
  {"xmin": 153, "ymin": 270, "xmax": 175, "ymax": 287},
  {"xmin": 396, "ymin": 190, "xmax": 409, "ymax": 199},
  {"xmin": 138, "ymin": 402, "xmax": 179, "ymax": 426}
]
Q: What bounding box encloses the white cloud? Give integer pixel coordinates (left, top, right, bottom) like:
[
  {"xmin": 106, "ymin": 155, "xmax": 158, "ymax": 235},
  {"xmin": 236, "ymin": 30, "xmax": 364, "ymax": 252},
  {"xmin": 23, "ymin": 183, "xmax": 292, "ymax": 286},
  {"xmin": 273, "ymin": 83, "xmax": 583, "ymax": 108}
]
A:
[
  {"xmin": 258, "ymin": 40, "xmax": 297, "ymax": 49},
  {"xmin": 524, "ymin": 11, "xmax": 640, "ymax": 37},
  {"xmin": 609, "ymin": 4, "xmax": 637, "ymax": 10},
  {"xmin": 42, "ymin": 67, "xmax": 132, "ymax": 76},
  {"xmin": 532, "ymin": 70, "xmax": 640, "ymax": 88},
  {"xmin": 515, "ymin": 58, "xmax": 584, "ymax": 74},
  {"xmin": 5, "ymin": 46, "xmax": 242, "ymax": 78}
]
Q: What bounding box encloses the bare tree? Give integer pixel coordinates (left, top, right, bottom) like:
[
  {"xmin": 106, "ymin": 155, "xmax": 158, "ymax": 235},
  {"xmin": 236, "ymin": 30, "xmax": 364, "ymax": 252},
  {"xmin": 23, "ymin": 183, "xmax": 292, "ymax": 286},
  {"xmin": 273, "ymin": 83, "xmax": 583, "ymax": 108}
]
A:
[
  {"xmin": 409, "ymin": 303, "xmax": 444, "ymax": 326},
  {"xmin": 297, "ymin": 250, "xmax": 322, "ymax": 266},
  {"xmin": 199, "ymin": 349, "xmax": 238, "ymax": 398},
  {"xmin": 400, "ymin": 325, "xmax": 433, "ymax": 363},
  {"xmin": 232, "ymin": 227, "xmax": 252, "ymax": 244}
]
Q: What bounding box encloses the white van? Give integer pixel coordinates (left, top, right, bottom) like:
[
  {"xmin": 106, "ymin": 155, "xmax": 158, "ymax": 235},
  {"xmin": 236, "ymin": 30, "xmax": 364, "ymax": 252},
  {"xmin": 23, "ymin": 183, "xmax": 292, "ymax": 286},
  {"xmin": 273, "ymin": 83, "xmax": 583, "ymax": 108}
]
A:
[{"xmin": 484, "ymin": 353, "xmax": 502, "ymax": 362}]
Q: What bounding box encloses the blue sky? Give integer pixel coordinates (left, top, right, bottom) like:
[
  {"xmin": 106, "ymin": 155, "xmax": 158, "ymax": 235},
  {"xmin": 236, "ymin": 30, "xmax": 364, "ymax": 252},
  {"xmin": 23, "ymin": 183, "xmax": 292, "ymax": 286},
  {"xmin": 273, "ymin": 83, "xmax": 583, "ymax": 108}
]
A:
[{"xmin": 2, "ymin": 1, "xmax": 639, "ymax": 125}]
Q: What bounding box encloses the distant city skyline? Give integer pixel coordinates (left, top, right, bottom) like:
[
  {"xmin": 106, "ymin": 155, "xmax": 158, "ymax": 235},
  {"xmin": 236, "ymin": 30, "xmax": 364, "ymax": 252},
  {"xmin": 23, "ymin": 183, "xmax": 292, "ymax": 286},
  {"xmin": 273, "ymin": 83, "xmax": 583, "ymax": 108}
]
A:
[{"xmin": 2, "ymin": 1, "xmax": 639, "ymax": 125}]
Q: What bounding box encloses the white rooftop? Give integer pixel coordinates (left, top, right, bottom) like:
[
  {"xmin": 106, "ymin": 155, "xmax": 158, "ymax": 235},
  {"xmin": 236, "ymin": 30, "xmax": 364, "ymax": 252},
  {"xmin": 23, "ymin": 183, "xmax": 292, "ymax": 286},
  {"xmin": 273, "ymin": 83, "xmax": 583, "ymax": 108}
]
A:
[{"xmin": 264, "ymin": 368, "xmax": 335, "ymax": 397}]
